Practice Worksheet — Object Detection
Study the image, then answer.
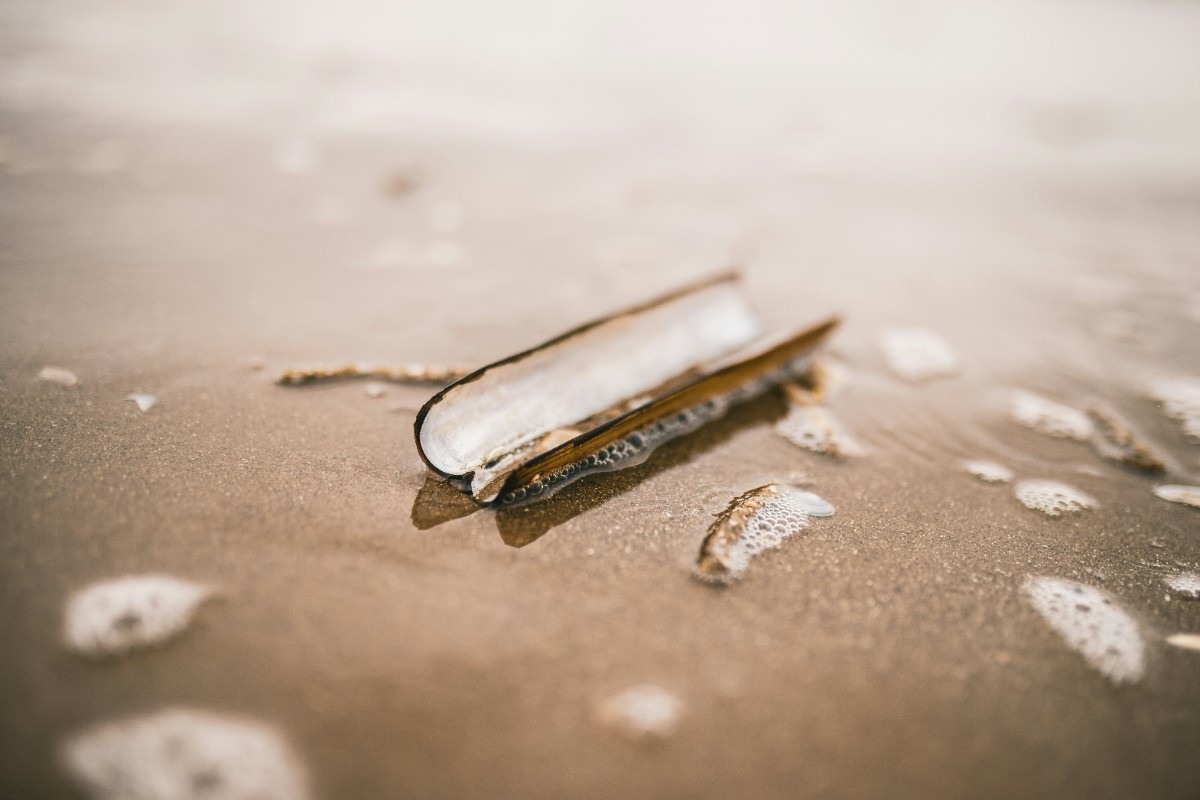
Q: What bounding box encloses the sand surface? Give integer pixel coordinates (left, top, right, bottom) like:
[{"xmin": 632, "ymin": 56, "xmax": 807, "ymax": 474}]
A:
[{"xmin": 2, "ymin": 1, "xmax": 1200, "ymax": 798}]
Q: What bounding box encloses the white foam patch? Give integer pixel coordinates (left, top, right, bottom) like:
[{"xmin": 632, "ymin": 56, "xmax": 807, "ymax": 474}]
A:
[
  {"xmin": 1165, "ymin": 573, "xmax": 1200, "ymax": 599},
  {"xmin": 595, "ymin": 685, "xmax": 681, "ymax": 743},
  {"xmin": 126, "ymin": 393, "xmax": 156, "ymax": 412},
  {"xmin": 39, "ymin": 366, "xmax": 78, "ymax": 386},
  {"xmin": 1148, "ymin": 378, "xmax": 1200, "ymax": 442},
  {"xmin": 964, "ymin": 460, "xmax": 1013, "ymax": 483},
  {"xmin": 696, "ymin": 485, "xmax": 833, "ymax": 584},
  {"xmin": 879, "ymin": 328, "xmax": 959, "ymax": 381},
  {"xmin": 1010, "ymin": 391, "xmax": 1093, "ymax": 440},
  {"xmin": 1153, "ymin": 484, "xmax": 1200, "ymax": 509},
  {"xmin": 775, "ymin": 403, "xmax": 862, "ymax": 457},
  {"xmin": 1166, "ymin": 633, "xmax": 1200, "ymax": 652},
  {"xmin": 1023, "ymin": 577, "xmax": 1145, "ymax": 685},
  {"xmin": 64, "ymin": 576, "xmax": 212, "ymax": 658},
  {"xmin": 1015, "ymin": 480, "xmax": 1095, "ymax": 516},
  {"xmin": 722, "ymin": 494, "xmax": 808, "ymax": 578},
  {"xmin": 62, "ymin": 708, "xmax": 308, "ymax": 800}
]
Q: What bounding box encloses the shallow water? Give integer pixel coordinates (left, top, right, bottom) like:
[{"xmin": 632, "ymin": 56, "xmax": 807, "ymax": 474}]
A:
[{"xmin": 2, "ymin": 1, "xmax": 1200, "ymax": 799}]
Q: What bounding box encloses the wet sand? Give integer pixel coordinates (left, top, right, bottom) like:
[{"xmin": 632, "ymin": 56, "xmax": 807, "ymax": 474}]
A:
[{"xmin": 3, "ymin": 1, "xmax": 1200, "ymax": 798}]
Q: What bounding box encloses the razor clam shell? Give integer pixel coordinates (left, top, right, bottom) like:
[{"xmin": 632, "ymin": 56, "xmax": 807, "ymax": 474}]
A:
[
  {"xmin": 414, "ymin": 272, "xmax": 839, "ymax": 507},
  {"xmin": 493, "ymin": 320, "xmax": 838, "ymax": 508},
  {"xmin": 415, "ymin": 273, "xmax": 761, "ymax": 486}
]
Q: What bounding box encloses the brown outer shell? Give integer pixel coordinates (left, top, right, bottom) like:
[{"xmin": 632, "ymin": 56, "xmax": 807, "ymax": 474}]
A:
[{"xmin": 494, "ymin": 316, "xmax": 840, "ymax": 505}]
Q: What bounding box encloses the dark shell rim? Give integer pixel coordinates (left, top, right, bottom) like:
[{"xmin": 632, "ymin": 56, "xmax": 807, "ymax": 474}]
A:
[{"xmin": 412, "ymin": 270, "xmax": 746, "ymax": 484}]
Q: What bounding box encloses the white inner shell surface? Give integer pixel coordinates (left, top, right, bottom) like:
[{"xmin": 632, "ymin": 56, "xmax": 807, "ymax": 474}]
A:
[{"xmin": 418, "ymin": 280, "xmax": 762, "ymax": 480}]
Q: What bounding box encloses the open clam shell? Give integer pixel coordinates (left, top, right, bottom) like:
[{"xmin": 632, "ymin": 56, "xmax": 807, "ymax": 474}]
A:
[{"xmin": 414, "ymin": 272, "xmax": 840, "ymax": 508}]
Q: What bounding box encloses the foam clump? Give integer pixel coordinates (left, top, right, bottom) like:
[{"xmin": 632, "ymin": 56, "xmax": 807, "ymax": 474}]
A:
[
  {"xmin": 62, "ymin": 708, "xmax": 308, "ymax": 800},
  {"xmin": 39, "ymin": 366, "xmax": 78, "ymax": 386},
  {"xmin": 1166, "ymin": 634, "xmax": 1200, "ymax": 652},
  {"xmin": 126, "ymin": 393, "xmax": 156, "ymax": 412},
  {"xmin": 695, "ymin": 484, "xmax": 833, "ymax": 584},
  {"xmin": 1148, "ymin": 378, "xmax": 1200, "ymax": 442},
  {"xmin": 963, "ymin": 460, "xmax": 1013, "ymax": 483},
  {"xmin": 595, "ymin": 685, "xmax": 682, "ymax": 743},
  {"xmin": 775, "ymin": 403, "xmax": 862, "ymax": 457},
  {"xmin": 64, "ymin": 576, "xmax": 212, "ymax": 658},
  {"xmin": 1014, "ymin": 480, "xmax": 1095, "ymax": 516},
  {"xmin": 1087, "ymin": 405, "xmax": 1164, "ymax": 472},
  {"xmin": 1165, "ymin": 573, "xmax": 1200, "ymax": 599},
  {"xmin": 1023, "ymin": 576, "xmax": 1145, "ymax": 685},
  {"xmin": 1153, "ymin": 485, "xmax": 1200, "ymax": 509},
  {"xmin": 1010, "ymin": 391, "xmax": 1093, "ymax": 440},
  {"xmin": 879, "ymin": 328, "xmax": 958, "ymax": 382}
]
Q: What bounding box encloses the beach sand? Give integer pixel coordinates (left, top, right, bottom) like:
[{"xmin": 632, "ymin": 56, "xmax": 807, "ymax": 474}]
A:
[{"xmin": 2, "ymin": 1, "xmax": 1200, "ymax": 797}]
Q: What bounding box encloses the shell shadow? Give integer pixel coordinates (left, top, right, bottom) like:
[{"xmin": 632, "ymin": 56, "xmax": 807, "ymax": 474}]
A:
[
  {"xmin": 411, "ymin": 473, "xmax": 483, "ymax": 530},
  {"xmin": 493, "ymin": 390, "xmax": 788, "ymax": 548}
]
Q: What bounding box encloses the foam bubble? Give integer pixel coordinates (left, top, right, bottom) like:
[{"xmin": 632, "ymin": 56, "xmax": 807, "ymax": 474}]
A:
[
  {"xmin": 1014, "ymin": 480, "xmax": 1095, "ymax": 516},
  {"xmin": 64, "ymin": 576, "xmax": 212, "ymax": 658},
  {"xmin": 1023, "ymin": 576, "xmax": 1145, "ymax": 684},
  {"xmin": 963, "ymin": 460, "xmax": 1013, "ymax": 483},
  {"xmin": 595, "ymin": 685, "xmax": 681, "ymax": 743},
  {"xmin": 39, "ymin": 366, "xmax": 78, "ymax": 387},
  {"xmin": 1153, "ymin": 484, "xmax": 1200, "ymax": 509},
  {"xmin": 775, "ymin": 402, "xmax": 862, "ymax": 457},
  {"xmin": 62, "ymin": 708, "xmax": 308, "ymax": 800},
  {"xmin": 879, "ymin": 328, "xmax": 959, "ymax": 382},
  {"xmin": 126, "ymin": 393, "xmax": 156, "ymax": 412},
  {"xmin": 1165, "ymin": 573, "xmax": 1200, "ymax": 599},
  {"xmin": 1010, "ymin": 391, "xmax": 1093, "ymax": 440},
  {"xmin": 1148, "ymin": 378, "xmax": 1200, "ymax": 442},
  {"xmin": 1166, "ymin": 633, "xmax": 1200, "ymax": 652},
  {"xmin": 695, "ymin": 484, "xmax": 833, "ymax": 584},
  {"xmin": 790, "ymin": 490, "xmax": 836, "ymax": 517}
]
